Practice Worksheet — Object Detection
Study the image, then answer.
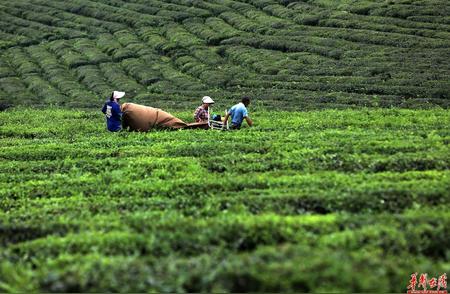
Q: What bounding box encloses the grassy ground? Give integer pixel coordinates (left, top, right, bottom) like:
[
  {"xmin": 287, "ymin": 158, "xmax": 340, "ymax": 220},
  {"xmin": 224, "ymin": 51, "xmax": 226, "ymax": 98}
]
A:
[{"xmin": 0, "ymin": 107, "xmax": 449, "ymax": 292}]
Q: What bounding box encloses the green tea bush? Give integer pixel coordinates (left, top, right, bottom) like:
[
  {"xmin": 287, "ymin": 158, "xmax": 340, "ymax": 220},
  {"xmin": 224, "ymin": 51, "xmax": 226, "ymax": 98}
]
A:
[
  {"xmin": 183, "ymin": 19, "xmax": 230, "ymax": 45},
  {"xmin": 99, "ymin": 62, "xmax": 143, "ymax": 95},
  {"xmin": 0, "ymin": 61, "xmax": 15, "ymax": 78},
  {"xmin": 0, "ymin": 108, "xmax": 448, "ymax": 292},
  {"xmin": 96, "ymin": 33, "xmax": 135, "ymax": 61},
  {"xmin": 35, "ymin": 0, "xmax": 127, "ymax": 32},
  {"xmin": 179, "ymin": 0, "xmax": 231, "ymax": 15},
  {"xmin": 25, "ymin": 45, "xmax": 95, "ymax": 104},
  {"xmin": 163, "ymin": 23, "xmax": 205, "ymax": 48},
  {"xmin": 205, "ymin": 17, "xmax": 242, "ymax": 38},
  {"xmin": 74, "ymin": 65, "xmax": 111, "ymax": 96},
  {"xmin": 5, "ymin": 48, "xmax": 41, "ymax": 76},
  {"xmin": 22, "ymin": 75, "xmax": 62, "ymax": 104},
  {"xmin": 9, "ymin": 3, "xmax": 59, "ymax": 26},
  {"xmin": 113, "ymin": 30, "xmax": 141, "ymax": 47},
  {"xmin": 46, "ymin": 40, "xmax": 89, "ymax": 69},
  {"xmin": 220, "ymin": 12, "xmax": 268, "ymax": 33},
  {"xmin": 121, "ymin": 58, "xmax": 161, "ymax": 86},
  {"xmin": 0, "ymin": 77, "xmax": 35, "ymax": 104},
  {"xmin": 138, "ymin": 27, "xmax": 178, "ymax": 54},
  {"xmin": 73, "ymin": 38, "xmax": 110, "ymax": 64},
  {"xmin": 3, "ymin": 0, "xmax": 447, "ymax": 108}
]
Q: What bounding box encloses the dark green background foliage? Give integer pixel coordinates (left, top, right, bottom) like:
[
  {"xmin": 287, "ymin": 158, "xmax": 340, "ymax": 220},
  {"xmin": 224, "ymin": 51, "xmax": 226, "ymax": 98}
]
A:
[
  {"xmin": 1, "ymin": 0, "xmax": 450, "ymax": 292},
  {"xmin": 0, "ymin": 109, "xmax": 449, "ymax": 292},
  {"xmin": 0, "ymin": 0, "xmax": 449, "ymax": 110}
]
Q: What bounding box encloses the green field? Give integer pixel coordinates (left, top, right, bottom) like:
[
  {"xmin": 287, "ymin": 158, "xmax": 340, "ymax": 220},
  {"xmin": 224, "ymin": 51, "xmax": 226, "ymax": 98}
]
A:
[
  {"xmin": 1, "ymin": 108, "xmax": 449, "ymax": 292},
  {"xmin": 1, "ymin": 0, "xmax": 450, "ymax": 292}
]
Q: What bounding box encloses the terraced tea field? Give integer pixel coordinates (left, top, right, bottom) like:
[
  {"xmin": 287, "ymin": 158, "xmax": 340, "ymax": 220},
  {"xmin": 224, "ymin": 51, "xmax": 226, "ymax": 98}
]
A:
[
  {"xmin": 0, "ymin": 0, "xmax": 449, "ymax": 109},
  {"xmin": 1, "ymin": 0, "xmax": 450, "ymax": 292},
  {"xmin": 1, "ymin": 108, "xmax": 449, "ymax": 292}
]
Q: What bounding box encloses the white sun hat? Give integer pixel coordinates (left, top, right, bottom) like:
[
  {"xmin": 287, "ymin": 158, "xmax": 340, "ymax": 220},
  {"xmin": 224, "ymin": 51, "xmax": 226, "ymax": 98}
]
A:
[
  {"xmin": 113, "ymin": 91, "xmax": 126, "ymax": 99},
  {"xmin": 202, "ymin": 96, "xmax": 214, "ymax": 104}
]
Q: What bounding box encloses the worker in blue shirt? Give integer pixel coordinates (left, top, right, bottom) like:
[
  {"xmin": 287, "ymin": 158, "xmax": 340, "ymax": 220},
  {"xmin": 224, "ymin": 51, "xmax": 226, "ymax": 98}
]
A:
[
  {"xmin": 223, "ymin": 96, "xmax": 253, "ymax": 129},
  {"xmin": 102, "ymin": 91, "xmax": 125, "ymax": 132}
]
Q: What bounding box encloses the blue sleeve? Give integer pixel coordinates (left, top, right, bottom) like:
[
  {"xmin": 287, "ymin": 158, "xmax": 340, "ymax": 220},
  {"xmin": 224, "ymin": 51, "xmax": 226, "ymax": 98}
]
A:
[
  {"xmin": 112, "ymin": 103, "xmax": 122, "ymax": 120},
  {"xmin": 228, "ymin": 106, "xmax": 234, "ymax": 116},
  {"xmin": 101, "ymin": 103, "xmax": 107, "ymax": 114},
  {"xmin": 242, "ymin": 107, "xmax": 248, "ymax": 117}
]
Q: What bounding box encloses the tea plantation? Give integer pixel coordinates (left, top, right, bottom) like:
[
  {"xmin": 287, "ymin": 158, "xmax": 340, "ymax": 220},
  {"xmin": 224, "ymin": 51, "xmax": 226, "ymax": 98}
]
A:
[
  {"xmin": 1, "ymin": 108, "xmax": 449, "ymax": 292},
  {"xmin": 0, "ymin": 0, "xmax": 449, "ymax": 109},
  {"xmin": 1, "ymin": 0, "xmax": 450, "ymax": 292}
]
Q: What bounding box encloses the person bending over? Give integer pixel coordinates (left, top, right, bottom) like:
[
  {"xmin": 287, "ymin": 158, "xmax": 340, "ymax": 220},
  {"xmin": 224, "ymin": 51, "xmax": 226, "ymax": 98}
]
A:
[{"xmin": 223, "ymin": 96, "xmax": 253, "ymax": 130}]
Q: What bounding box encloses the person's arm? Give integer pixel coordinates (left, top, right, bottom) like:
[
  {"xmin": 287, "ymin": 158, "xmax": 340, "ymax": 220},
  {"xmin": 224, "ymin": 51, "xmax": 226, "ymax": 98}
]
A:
[
  {"xmin": 242, "ymin": 107, "xmax": 252, "ymax": 127},
  {"xmin": 121, "ymin": 112, "xmax": 129, "ymax": 130},
  {"xmin": 245, "ymin": 116, "xmax": 253, "ymax": 127},
  {"xmin": 112, "ymin": 103, "xmax": 122, "ymax": 120},
  {"xmin": 101, "ymin": 103, "xmax": 107, "ymax": 114},
  {"xmin": 223, "ymin": 112, "xmax": 230, "ymax": 128},
  {"xmin": 193, "ymin": 108, "xmax": 199, "ymax": 122}
]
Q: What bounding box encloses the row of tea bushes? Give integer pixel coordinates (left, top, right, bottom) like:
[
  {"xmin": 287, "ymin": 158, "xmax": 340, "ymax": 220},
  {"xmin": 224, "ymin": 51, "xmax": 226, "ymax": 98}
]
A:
[
  {"xmin": 0, "ymin": 108, "xmax": 448, "ymax": 291},
  {"xmin": 1, "ymin": 0, "xmax": 449, "ymax": 109}
]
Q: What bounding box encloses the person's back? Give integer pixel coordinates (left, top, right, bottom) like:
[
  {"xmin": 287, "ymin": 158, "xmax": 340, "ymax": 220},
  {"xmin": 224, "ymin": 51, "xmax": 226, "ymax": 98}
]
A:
[
  {"xmin": 224, "ymin": 96, "xmax": 253, "ymax": 129},
  {"xmin": 228, "ymin": 102, "xmax": 247, "ymax": 127},
  {"xmin": 102, "ymin": 91, "xmax": 125, "ymax": 132}
]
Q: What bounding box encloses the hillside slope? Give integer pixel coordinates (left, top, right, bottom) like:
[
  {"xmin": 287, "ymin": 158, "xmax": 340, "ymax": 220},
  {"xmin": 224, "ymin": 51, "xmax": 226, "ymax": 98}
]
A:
[{"xmin": 0, "ymin": 0, "xmax": 449, "ymax": 109}]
